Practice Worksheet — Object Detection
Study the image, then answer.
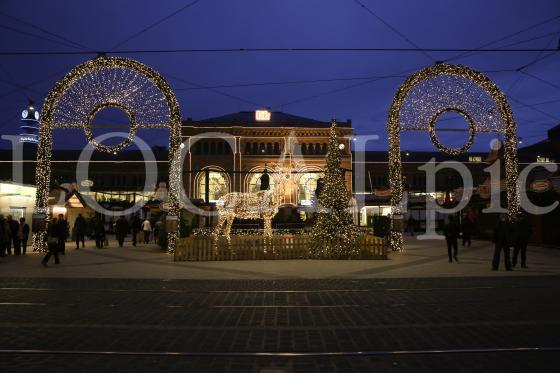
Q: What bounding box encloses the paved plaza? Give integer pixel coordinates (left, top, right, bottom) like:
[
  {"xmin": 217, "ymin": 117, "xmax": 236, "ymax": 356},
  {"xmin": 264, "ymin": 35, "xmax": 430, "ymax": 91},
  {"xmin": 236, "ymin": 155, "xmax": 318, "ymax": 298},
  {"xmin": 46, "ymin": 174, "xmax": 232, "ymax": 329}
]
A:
[
  {"xmin": 1, "ymin": 238, "xmax": 560, "ymax": 371},
  {"xmin": 1, "ymin": 236, "xmax": 559, "ymax": 279}
]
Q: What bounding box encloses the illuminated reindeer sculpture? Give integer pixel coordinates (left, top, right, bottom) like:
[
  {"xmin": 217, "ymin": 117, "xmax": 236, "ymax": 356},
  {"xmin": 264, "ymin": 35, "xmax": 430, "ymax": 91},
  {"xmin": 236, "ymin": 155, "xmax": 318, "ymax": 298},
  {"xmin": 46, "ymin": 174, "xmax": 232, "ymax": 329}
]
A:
[{"xmin": 215, "ymin": 164, "xmax": 291, "ymax": 239}]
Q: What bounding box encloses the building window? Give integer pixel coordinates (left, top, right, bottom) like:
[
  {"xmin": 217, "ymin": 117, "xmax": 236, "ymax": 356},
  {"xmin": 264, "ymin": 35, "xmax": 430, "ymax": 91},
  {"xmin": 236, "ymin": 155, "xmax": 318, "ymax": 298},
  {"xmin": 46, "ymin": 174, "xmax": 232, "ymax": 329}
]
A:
[
  {"xmin": 537, "ymin": 156, "xmax": 552, "ymax": 163},
  {"xmin": 217, "ymin": 141, "xmax": 224, "ymax": 154},
  {"xmin": 198, "ymin": 171, "xmax": 228, "ymax": 202},
  {"xmin": 301, "ymin": 143, "xmax": 307, "ymax": 155},
  {"xmin": 274, "ymin": 142, "xmax": 280, "ymax": 154},
  {"xmin": 245, "ymin": 142, "xmax": 252, "ymax": 154},
  {"xmin": 247, "ymin": 170, "xmax": 276, "ymax": 193},
  {"xmin": 298, "ymin": 172, "xmax": 322, "ymax": 204},
  {"xmin": 322, "ymin": 143, "xmax": 327, "ymax": 154},
  {"xmin": 266, "ymin": 142, "xmax": 272, "ymax": 154},
  {"xmin": 469, "ymin": 156, "xmax": 482, "ymax": 162}
]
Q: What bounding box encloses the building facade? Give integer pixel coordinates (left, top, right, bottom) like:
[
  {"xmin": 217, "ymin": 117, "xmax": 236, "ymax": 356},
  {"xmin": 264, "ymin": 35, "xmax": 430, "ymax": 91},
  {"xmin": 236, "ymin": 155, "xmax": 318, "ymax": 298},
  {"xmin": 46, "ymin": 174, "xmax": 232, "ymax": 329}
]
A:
[{"xmin": 181, "ymin": 111, "xmax": 353, "ymax": 208}]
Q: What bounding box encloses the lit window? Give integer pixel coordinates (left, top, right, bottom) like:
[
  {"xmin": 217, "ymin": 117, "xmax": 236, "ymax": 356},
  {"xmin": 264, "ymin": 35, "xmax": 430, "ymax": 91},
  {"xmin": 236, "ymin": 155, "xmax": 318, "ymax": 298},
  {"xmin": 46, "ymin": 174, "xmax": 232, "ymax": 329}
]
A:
[
  {"xmin": 469, "ymin": 156, "xmax": 482, "ymax": 162},
  {"xmin": 536, "ymin": 156, "xmax": 552, "ymax": 163},
  {"xmin": 247, "ymin": 170, "xmax": 276, "ymax": 193},
  {"xmin": 298, "ymin": 172, "xmax": 323, "ymax": 204},
  {"xmin": 198, "ymin": 171, "xmax": 228, "ymax": 202}
]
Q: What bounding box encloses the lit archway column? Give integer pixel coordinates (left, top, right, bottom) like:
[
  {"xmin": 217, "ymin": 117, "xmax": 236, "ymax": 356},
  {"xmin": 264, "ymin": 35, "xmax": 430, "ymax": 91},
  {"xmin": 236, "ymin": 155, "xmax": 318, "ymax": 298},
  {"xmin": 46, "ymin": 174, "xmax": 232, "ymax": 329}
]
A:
[
  {"xmin": 386, "ymin": 63, "xmax": 520, "ymax": 251},
  {"xmin": 33, "ymin": 56, "xmax": 183, "ymax": 253}
]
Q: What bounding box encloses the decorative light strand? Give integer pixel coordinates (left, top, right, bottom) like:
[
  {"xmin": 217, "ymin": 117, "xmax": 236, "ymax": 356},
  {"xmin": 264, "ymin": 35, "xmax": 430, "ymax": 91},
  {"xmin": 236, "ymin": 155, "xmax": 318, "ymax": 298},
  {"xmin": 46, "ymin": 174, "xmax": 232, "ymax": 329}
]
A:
[
  {"xmin": 309, "ymin": 121, "xmax": 360, "ymax": 258},
  {"xmin": 33, "ymin": 56, "xmax": 182, "ymax": 253},
  {"xmin": 387, "ymin": 63, "xmax": 520, "ymax": 251}
]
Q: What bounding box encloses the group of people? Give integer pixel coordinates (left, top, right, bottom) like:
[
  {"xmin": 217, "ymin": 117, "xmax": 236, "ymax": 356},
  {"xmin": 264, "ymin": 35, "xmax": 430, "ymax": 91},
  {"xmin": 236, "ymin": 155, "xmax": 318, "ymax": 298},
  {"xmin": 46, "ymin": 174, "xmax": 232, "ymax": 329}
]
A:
[
  {"xmin": 91, "ymin": 215, "xmax": 161, "ymax": 249},
  {"xmin": 442, "ymin": 213, "xmax": 531, "ymax": 270},
  {"xmin": 0, "ymin": 215, "xmax": 30, "ymax": 257}
]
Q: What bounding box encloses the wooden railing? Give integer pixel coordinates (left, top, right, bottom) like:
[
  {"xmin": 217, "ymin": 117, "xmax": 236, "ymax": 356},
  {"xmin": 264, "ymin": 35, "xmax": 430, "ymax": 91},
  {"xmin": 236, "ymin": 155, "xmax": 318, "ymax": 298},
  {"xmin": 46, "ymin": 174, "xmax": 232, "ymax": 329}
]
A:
[{"xmin": 174, "ymin": 233, "xmax": 387, "ymax": 261}]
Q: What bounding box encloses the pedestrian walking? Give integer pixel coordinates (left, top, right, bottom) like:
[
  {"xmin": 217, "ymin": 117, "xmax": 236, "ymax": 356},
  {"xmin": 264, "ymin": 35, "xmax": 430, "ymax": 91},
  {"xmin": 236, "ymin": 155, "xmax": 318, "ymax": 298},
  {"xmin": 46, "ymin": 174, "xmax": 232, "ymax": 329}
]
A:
[
  {"xmin": 130, "ymin": 215, "xmax": 141, "ymax": 246},
  {"xmin": 142, "ymin": 217, "xmax": 152, "ymax": 244},
  {"xmin": 461, "ymin": 216, "xmax": 473, "ymax": 247},
  {"xmin": 492, "ymin": 214, "xmax": 513, "ymax": 271},
  {"xmin": 115, "ymin": 216, "xmax": 129, "ymax": 247},
  {"xmin": 443, "ymin": 215, "xmax": 460, "ymax": 262},
  {"xmin": 0, "ymin": 215, "xmax": 5, "ymax": 257},
  {"xmin": 94, "ymin": 216, "xmax": 105, "ymax": 249},
  {"xmin": 1, "ymin": 215, "xmax": 12, "ymax": 255},
  {"xmin": 7, "ymin": 215, "xmax": 20, "ymax": 255},
  {"xmin": 56, "ymin": 214, "xmax": 68, "ymax": 255},
  {"xmin": 513, "ymin": 214, "xmax": 532, "ymax": 268},
  {"xmin": 407, "ymin": 216, "xmax": 416, "ymax": 236},
  {"xmin": 17, "ymin": 218, "xmax": 30, "ymax": 255},
  {"xmin": 42, "ymin": 218, "xmax": 61, "ymax": 266},
  {"xmin": 74, "ymin": 213, "xmax": 86, "ymax": 249}
]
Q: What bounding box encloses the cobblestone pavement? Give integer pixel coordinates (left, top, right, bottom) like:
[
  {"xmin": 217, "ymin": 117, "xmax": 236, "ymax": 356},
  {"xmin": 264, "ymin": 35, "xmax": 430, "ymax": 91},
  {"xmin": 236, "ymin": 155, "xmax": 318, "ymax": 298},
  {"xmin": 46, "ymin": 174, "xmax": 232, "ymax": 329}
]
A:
[
  {"xmin": 1, "ymin": 276, "xmax": 559, "ymax": 372},
  {"xmin": 1, "ymin": 238, "xmax": 559, "ymax": 279}
]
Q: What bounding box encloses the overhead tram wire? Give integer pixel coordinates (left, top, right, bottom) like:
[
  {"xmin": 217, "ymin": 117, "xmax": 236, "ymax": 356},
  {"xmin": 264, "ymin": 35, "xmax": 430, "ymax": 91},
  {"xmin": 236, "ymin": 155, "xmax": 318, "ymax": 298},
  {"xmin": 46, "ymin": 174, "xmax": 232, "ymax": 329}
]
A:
[
  {"xmin": 0, "ymin": 47, "xmax": 559, "ymax": 57},
  {"xmin": 352, "ymin": 0, "xmax": 436, "ymax": 63},
  {"xmin": 443, "ymin": 14, "xmax": 560, "ymax": 62},
  {"xmin": 0, "ymin": 11, "xmax": 90, "ymax": 51},
  {"xmin": 109, "ymin": 0, "xmax": 205, "ymax": 51},
  {"xmin": 0, "ymin": 24, "xmax": 89, "ymax": 52},
  {"xmin": 165, "ymin": 73, "xmax": 265, "ymax": 108}
]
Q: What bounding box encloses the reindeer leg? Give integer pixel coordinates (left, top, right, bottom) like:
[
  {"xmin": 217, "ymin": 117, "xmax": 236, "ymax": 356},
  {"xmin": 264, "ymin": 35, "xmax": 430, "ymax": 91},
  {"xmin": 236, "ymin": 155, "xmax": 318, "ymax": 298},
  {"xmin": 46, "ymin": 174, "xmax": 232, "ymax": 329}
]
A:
[{"xmin": 225, "ymin": 215, "xmax": 234, "ymax": 246}]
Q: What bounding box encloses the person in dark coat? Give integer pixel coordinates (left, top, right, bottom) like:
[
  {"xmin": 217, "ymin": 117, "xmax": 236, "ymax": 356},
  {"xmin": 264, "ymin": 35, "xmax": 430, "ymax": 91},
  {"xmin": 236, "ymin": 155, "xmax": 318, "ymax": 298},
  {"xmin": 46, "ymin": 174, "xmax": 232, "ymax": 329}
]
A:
[
  {"xmin": 56, "ymin": 214, "xmax": 68, "ymax": 255},
  {"xmin": 407, "ymin": 216, "xmax": 416, "ymax": 236},
  {"xmin": 17, "ymin": 218, "xmax": 30, "ymax": 255},
  {"xmin": 0, "ymin": 215, "xmax": 5, "ymax": 257},
  {"xmin": 42, "ymin": 218, "xmax": 61, "ymax": 266},
  {"xmin": 443, "ymin": 215, "xmax": 460, "ymax": 262},
  {"xmin": 74, "ymin": 214, "xmax": 86, "ymax": 249},
  {"xmin": 94, "ymin": 217, "xmax": 105, "ymax": 249},
  {"xmin": 461, "ymin": 216, "xmax": 474, "ymax": 247},
  {"xmin": 130, "ymin": 215, "xmax": 141, "ymax": 246},
  {"xmin": 513, "ymin": 214, "xmax": 532, "ymax": 268},
  {"xmin": 7, "ymin": 215, "xmax": 20, "ymax": 255},
  {"xmin": 114, "ymin": 216, "xmax": 129, "ymax": 247},
  {"xmin": 493, "ymin": 214, "xmax": 513, "ymax": 271}
]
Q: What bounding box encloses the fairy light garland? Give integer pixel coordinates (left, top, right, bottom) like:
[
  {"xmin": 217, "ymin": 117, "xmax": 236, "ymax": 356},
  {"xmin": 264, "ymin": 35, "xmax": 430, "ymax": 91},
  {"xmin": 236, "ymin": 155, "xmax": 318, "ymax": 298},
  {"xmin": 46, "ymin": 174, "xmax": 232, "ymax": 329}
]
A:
[
  {"xmin": 33, "ymin": 56, "xmax": 182, "ymax": 253},
  {"xmin": 310, "ymin": 121, "xmax": 360, "ymax": 258},
  {"xmin": 215, "ymin": 164, "xmax": 293, "ymax": 241},
  {"xmin": 387, "ymin": 63, "xmax": 520, "ymax": 251}
]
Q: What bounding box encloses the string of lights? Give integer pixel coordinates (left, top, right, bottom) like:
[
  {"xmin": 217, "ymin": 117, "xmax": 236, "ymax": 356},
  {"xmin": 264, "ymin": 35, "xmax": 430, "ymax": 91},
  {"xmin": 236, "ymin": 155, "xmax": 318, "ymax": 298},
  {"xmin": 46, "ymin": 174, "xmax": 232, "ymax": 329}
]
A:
[
  {"xmin": 32, "ymin": 56, "xmax": 182, "ymax": 253},
  {"xmin": 387, "ymin": 63, "xmax": 521, "ymax": 251},
  {"xmin": 310, "ymin": 121, "xmax": 360, "ymax": 258}
]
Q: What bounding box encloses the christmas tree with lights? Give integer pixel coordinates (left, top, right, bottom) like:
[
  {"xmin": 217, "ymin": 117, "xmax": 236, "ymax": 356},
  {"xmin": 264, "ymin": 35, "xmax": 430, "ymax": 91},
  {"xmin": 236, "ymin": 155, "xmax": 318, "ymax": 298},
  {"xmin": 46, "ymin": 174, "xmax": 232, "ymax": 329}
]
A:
[{"xmin": 310, "ymin": 121, "xmax": 359, "ymax": 258}]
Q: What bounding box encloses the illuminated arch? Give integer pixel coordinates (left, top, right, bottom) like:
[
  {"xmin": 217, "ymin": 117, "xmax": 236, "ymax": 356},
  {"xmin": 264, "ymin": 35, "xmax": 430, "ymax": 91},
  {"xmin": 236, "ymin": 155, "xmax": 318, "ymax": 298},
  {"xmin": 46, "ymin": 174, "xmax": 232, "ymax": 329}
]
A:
[
  {"xmin": 33, "ymin": 56, "xmax": 182, "ymax": 253},
  {"xmin": 387, "ymin": 63, "xmax": 520, "ymax": 251},
  {"xmin": 194, "ymin": 166, "xmax": 230, "ymax": 202}
]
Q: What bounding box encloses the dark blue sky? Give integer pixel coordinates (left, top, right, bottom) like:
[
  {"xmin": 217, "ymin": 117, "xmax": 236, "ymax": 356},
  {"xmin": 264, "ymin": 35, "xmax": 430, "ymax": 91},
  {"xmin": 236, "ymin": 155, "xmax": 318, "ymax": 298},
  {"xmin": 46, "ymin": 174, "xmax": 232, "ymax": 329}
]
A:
[{"xmin": 0, "ymin": 0, "xmax": 559, "ymax": 152}]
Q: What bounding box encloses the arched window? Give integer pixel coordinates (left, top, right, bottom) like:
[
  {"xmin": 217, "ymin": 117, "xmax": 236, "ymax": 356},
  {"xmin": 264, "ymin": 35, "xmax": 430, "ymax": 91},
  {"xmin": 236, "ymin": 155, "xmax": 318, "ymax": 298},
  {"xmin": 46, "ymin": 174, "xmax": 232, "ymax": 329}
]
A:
[
  {"xmin": 274, "ymin": 142, "xmax": 280, "ymax": 154},
  {"xmin": 322, "ymin": 143, "xmax": 327, "ymax": 154},
  {"xmin": 298, "ymin": 172, "xmax": 322, "ymax": 204},
  {"xmin": 266, "ymin": 142, "xmax": 272, "ymax": 154},
  {"xmin": 315, "ymin": 143, "xmax": 321, "ymax": 155},
  {"xmin": 252, "ymin": 142, "xmax": 258, "ymax": 154},
  {"xmin": 202, "ymin": 142, "xmax": 209, "ymax": 154},
  {"xmin": 246, "ymin": 169, "xmax": 276, "ymax": 193},
  {"xmin": 217, "ymin": 141, "xmax": 224, "ymax": 154},
  {"xmin": 301, "ymin": 143, "xmax": 307, "ymax": 155},
  {"xmin": 245, "ymin": 142, "xmax": 252, "ymax": 154},
  {"xmin": 198, "ymin": 170, "xmax": 228, "ymax": 202},
  {"xmin": 259, "ymin": 143, "xmax": 265, "ymax": 154},
  {"xmin": 210, "ymin": 142, "xmax": 216, "ymax": 154}
]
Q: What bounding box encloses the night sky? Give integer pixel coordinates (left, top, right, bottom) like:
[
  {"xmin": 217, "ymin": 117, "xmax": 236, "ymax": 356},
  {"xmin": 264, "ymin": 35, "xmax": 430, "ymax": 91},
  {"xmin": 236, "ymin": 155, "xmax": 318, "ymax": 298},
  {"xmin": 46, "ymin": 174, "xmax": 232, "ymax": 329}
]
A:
[{"xmin": 0, "ymin": 0, "xmax": 559, "ymax": 152}]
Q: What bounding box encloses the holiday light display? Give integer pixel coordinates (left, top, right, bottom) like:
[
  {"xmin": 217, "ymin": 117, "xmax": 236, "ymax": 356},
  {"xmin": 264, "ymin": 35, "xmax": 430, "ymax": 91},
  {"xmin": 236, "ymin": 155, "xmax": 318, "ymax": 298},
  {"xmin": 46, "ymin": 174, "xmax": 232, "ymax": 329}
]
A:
[
  {"xmin": 310, "ymin": 121, "xmax": 360, "ymax": 258},
  {"xmin": 215, "ymin": 164, "xmax": 292, "ymax": 240},
  {"xmin": 32, "ymin": 56, "xmax": 182, "ymax": 253},
  {"xmin": 387, "ymin": 63, "xmax": 520, "ymax": 251}
]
